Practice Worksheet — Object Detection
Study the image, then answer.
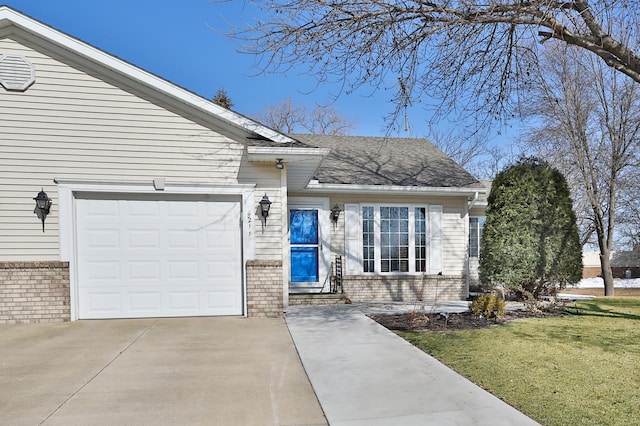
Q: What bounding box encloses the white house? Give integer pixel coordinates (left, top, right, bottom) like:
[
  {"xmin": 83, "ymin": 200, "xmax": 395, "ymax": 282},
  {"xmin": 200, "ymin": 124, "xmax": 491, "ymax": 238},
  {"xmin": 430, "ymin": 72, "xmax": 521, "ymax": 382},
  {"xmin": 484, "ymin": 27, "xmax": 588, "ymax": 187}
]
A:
[{"xmin": 0, "ymin": 7, "xmax": 487, "ymax": 323}]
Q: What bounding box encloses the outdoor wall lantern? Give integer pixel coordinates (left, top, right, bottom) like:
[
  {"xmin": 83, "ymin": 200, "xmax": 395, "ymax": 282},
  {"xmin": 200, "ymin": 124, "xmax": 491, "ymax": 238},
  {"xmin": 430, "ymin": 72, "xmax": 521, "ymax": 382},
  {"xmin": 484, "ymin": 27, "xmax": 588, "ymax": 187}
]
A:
[
  {"xmin": 33, "ymin": 189, "xmax": 52, "ymax": 232},
  {"xmin": 259, "ymin": 194, "xmax": 272, "ymax": 226},
  {"xmin": 330, "ymin": 204, "xmax": 341, "ymax": 225},
  {"xmin": 275, "ymin": 158, "xmax": 284, "ymax": 169}
]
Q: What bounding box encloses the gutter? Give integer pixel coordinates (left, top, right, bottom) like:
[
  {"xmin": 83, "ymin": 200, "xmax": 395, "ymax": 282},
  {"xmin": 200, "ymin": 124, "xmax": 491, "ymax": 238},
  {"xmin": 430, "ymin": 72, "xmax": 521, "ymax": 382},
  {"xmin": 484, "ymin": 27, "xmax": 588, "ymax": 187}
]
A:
[{"xmin": 303, "ymin": 182, "xmax": 488, "ymax": 197}]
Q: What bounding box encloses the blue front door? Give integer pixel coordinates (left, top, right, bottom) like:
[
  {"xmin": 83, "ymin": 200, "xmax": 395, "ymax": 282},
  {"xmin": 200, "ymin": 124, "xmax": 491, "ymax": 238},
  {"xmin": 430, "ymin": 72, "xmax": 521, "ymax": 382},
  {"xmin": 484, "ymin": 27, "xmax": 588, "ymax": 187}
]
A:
[{"xmin": 290, "ymin": 209, "xmax": 319, "ymax": 283}]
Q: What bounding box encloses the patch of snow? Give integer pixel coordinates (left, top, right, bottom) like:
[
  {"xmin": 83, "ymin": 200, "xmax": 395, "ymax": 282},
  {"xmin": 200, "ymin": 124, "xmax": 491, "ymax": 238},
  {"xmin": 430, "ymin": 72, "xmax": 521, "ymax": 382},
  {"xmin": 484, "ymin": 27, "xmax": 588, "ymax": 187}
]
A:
[{"xmin": 569, "ymin": 277, "xmax": 640, "ymax": 288}]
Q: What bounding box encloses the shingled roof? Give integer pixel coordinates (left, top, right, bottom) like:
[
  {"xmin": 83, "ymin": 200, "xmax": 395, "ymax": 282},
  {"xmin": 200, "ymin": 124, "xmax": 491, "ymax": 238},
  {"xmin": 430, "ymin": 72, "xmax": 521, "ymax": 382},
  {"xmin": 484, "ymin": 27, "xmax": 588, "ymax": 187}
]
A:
[{"xmin": 290, "ymin": 134, "xmax": 482, "ymax": 188}]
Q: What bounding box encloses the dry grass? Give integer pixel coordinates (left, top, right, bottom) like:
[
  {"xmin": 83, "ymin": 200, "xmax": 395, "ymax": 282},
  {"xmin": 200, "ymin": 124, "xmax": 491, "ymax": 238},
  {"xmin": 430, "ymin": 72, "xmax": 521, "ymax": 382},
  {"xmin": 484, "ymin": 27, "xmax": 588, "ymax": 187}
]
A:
[{"xmin": 401, "ymin": 298, "xmax": 640, "ymax": 426}]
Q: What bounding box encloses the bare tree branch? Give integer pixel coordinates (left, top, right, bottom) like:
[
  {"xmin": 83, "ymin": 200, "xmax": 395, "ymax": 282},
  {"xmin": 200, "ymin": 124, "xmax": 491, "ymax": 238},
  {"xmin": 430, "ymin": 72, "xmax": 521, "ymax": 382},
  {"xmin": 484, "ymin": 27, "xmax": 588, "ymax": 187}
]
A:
[
  {"xmin": 223, "ymin": 0, "xmax": 640, "ymax": 127},
  {"xmin": 253, "ymin": 97, "xmax": 356, "ymax": 134},
  {"xmin": 522, "ymin": 41, "xmax": 640, "ymax": 296}
]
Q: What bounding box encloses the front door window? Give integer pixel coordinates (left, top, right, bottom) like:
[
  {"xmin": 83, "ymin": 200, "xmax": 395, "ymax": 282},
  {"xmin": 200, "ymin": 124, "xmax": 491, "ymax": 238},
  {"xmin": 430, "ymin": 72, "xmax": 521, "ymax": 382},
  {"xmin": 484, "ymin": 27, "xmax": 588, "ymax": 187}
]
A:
[{"xmin": 290, "ymin": 209, "xmax": 319, "ymax": 282}]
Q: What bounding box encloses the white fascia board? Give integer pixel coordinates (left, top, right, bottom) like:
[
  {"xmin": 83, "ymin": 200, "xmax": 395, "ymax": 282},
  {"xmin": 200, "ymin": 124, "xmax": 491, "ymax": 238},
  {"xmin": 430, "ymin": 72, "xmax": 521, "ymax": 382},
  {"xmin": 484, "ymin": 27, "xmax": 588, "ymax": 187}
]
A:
[
  {"xmin": 303, "ymin": 182, "xmax": 488, "ymax": 197},
  {"xmin": 53, "ymin": 178, "xmax": 256, "ymax": 196},
  {"xmin": 0, "ymin": 7, "xmax": 294, "ymax": 144},
  {"xmin": 246, "ymin": 146, "xmax": 330, "ymax": 162}
]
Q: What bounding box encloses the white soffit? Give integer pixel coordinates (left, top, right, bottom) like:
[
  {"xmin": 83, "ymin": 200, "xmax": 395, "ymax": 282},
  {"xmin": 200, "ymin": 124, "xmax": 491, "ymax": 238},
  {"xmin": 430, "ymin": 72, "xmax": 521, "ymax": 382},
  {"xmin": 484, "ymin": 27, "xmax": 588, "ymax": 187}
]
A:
[{"xmin": 246, "ymin": 146, "xmax": 330, "ymax": 163}]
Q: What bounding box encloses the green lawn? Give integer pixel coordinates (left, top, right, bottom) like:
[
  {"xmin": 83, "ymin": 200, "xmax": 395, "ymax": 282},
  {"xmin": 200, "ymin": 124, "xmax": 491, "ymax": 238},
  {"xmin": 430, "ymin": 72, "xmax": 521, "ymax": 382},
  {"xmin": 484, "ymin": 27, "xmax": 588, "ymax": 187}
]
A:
[{"xmin": 400, "ymin": 298, "xmax": 640, "ymax": 426}]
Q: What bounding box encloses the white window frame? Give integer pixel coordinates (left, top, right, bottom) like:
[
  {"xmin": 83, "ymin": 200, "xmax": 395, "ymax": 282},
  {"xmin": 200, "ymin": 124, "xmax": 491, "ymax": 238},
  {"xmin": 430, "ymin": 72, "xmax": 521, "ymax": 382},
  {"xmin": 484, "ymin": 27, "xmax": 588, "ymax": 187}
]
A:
[
  {"xmin": 469, "ymin": 216, "xmax": 486, "ymax": 258},
  {"xmin": 348, "ymin": 203, "xmax": 441, "ymax": 275}
]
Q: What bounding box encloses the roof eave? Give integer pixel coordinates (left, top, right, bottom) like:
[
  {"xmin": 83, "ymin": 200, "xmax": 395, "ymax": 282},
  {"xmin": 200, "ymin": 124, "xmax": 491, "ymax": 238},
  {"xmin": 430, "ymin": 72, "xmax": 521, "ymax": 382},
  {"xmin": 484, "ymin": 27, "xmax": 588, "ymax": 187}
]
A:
[
  {"xmin": 302, "ymin": 182, "xmax": 488, "ymax": 197},
  {"xmin": 246, "ymin": 146, "xmax": 330, "ymax": 162}
]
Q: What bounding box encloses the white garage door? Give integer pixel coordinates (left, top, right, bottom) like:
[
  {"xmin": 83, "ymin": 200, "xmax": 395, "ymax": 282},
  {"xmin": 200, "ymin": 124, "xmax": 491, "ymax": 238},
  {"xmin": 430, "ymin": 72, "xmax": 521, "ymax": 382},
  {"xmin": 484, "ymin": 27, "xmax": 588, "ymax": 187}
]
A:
[{"xmin": 75, "ymin": 194, "xmax": 243, "ymax": 319}]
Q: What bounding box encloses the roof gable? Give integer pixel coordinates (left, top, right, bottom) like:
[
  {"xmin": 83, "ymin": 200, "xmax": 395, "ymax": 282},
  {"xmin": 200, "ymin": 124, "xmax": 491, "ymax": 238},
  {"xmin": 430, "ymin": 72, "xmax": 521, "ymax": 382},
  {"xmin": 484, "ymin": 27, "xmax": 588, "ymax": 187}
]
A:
[
  {"xmin": 0, "ymin": 6, "xmax": 293, "ymax": 144},
  {"xmin": 290, "ymin": 134, "xmax": 481, "ymax": 188}
]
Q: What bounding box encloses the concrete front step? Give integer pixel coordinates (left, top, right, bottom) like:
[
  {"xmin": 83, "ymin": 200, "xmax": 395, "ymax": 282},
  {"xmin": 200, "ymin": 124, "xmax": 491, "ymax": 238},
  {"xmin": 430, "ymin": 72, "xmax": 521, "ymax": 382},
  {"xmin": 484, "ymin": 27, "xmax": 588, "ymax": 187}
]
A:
[{"xmin": 289, "ymin": 293, "xmax": 351, "ymax": 306}]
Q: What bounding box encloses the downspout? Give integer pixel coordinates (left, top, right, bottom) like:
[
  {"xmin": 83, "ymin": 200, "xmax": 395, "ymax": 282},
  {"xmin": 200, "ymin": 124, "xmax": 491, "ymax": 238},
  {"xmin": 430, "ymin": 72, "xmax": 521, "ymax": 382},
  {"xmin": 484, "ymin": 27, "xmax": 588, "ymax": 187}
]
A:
[{"xmin": 467, "ymin": 191, "xmax": 479, "ymax": 209}]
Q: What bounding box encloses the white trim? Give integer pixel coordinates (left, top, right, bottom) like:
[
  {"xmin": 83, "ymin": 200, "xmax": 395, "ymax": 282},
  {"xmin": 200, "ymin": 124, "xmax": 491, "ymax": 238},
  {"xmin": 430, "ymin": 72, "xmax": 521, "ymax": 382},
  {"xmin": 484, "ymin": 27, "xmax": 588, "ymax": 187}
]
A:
[
  {"xmin": 247, "ymin": 146, "xmax": 330, "ymax": 159},
  {"xmin": 345, "ymin": 203, "xmax": 444, "ymax": 276},
  {"xmin": 305, "ymin": 182, "xmax": 488, "ymax": 196},
  {"xmin": 54, "ymin": 178, "xmax": 255, "ymax": 320},
  {"xmin": 0, "ymin": 6, "xmax": 294, "ymax": 144},
  {"xmin": 280, "ymin": 164, "xmax": 289, "ymax": 309},
  {"xmin": 287, "ymin": 196, "xmax": 331, "ymax": 293},
  {"xmin": 344, "ymin": 204, "xmax": 362, "ymax": 275}
]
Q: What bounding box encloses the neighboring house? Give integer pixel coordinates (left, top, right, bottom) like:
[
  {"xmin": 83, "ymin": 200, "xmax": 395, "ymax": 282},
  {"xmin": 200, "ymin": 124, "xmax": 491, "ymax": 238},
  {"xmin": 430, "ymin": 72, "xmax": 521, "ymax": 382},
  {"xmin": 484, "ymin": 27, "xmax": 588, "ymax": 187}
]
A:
[
  {"xmin": 582, "ymin": 252, "xmax": 602, "ymax": 278},
  {"xmin": 583, "ymin": 249, "xmax": 640, "ymax": 279},
  {"xmin": 0, "ymin": 7, "xmax": 487, "ymax": 323}
]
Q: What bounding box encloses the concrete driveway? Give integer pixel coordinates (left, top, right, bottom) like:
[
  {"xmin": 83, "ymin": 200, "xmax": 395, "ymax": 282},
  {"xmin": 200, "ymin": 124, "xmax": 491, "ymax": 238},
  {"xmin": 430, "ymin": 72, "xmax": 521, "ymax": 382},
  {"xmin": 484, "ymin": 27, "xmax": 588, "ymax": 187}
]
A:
[{"xmin": 0, "ymin": 317, "xmax": 327, "ymax": 426}]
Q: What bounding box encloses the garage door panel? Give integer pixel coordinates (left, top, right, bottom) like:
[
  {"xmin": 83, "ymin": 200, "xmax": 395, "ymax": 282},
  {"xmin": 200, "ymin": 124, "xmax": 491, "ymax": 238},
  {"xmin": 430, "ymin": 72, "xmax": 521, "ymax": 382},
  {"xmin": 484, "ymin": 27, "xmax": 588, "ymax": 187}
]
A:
[
  {"xmin": 129, "ymin": 292, "xmax": 162, "ymax": 312},
  {"xmin": 129, "ymin": 261, "xmax": 162, "ymax": 280},
  {"xmin": 206, "ymin": 291, "xmax": 240, "ymax": 310},
  {"xmin": 167, "ymin": 261, "xmax": 200, "ymax": 279},
  {"xmin": 84, "ymin": 261, "xmax": 121, "ymax": 281},
  {"xmin": 167, "ymin": 230, "xmax": 199, "ymax": 249},
  {"xmin": 87, "ymin": 292, "xmax": 121, "ymax": 314},
  {"xmin": 76, "ymin": 196, "xmax": 243, "ymax": 319},
  {"xmin": 128, "ymin": 200, "xmax": 161, "ymax": 216},
  {"xmin": 128, "ymin": 230, "xmax": 161, "ymax": 248},
  {"xmin": 167, "ymin": 291, "xmax": 199, "ymax": 311}
]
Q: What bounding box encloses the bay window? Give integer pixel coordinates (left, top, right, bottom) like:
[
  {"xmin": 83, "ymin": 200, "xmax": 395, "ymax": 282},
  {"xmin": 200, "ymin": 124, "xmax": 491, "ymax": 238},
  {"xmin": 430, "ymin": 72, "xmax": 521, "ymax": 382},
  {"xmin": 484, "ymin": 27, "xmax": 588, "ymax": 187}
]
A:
[{"xmin": 344, "ymin": 203, "xmax": 442, "ymax": 275}]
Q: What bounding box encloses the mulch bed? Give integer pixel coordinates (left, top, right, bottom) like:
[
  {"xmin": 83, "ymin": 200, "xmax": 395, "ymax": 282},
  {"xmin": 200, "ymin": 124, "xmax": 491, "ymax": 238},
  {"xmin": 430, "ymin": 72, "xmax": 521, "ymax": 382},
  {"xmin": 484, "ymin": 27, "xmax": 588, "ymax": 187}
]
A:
[{"xmin": 368, "ymin": 310, "xmax": 556, "ymax": 332}]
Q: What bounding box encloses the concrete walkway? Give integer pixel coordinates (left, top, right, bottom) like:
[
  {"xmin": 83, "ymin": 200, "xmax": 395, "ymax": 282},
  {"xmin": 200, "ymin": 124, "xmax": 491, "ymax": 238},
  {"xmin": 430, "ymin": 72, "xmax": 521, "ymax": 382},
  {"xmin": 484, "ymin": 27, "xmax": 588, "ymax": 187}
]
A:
[{"xmin": 286, "ymin": 302, "xmax": 540, "ymax": 426}]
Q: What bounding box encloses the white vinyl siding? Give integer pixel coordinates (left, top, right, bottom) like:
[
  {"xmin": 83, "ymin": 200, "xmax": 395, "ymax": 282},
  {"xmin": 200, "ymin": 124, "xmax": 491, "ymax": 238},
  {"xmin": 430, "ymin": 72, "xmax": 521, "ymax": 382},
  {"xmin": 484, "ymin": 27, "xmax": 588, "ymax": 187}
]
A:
[
  {"xmin": 429, "ymin": 205, "xmax": 443, "ymax": 274},
  {"xmin": 0, "ymin": 37, "xmax": 272, "ymax": 261},
  {"xmin": 442, "ymin": 204, "xmax": 467, "ymax": 274},
  {"xmin": 239, "ymin": 160, "xmax": 285, "ymax": 261}
]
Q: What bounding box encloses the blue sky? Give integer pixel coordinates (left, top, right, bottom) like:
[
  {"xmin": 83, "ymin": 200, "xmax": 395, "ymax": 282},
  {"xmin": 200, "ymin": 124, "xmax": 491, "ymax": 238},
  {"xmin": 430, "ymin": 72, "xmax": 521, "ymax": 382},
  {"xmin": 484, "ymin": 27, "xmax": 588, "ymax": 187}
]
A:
[
  {"xmin": 3, "ymin": 0, "xmax": 430, "ymax": 136},
  {"xmin": 2, "ymin": 0, "xmax": 521, "ymax": 145}
]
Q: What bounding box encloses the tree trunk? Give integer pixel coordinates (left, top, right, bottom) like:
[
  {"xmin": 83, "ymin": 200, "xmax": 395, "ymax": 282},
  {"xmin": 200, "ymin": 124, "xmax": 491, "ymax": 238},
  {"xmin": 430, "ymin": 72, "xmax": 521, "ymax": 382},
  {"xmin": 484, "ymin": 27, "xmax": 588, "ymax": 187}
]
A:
[{"xmin": 599, "ymin": 248, "xmax": 615, "ymax": 296}]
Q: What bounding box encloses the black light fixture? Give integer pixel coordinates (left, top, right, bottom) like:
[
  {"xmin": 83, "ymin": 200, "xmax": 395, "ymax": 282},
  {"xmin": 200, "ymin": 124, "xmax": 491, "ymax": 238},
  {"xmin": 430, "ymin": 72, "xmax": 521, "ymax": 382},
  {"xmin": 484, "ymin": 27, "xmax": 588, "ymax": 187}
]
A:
[
  {"xmin": 259, "ymin": 194, "xmax": 272, "ymax": 225},
  {"xmin": 330, "ymin": 204, "xmax": 341, "ymax": 225},
  {"xmin": 33, "ymin": 189, "xmax": 52, "ymax": 232},
  {"xmin": 275, "ymin": 158, "xmax": 284, "ymax": 169}
]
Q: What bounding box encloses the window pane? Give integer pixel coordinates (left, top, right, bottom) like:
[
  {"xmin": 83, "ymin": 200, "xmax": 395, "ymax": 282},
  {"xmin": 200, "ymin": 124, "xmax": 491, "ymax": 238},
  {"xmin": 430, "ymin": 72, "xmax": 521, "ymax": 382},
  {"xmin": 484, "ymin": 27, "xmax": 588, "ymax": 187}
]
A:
[
  {"xmin": 362, "ymin": 206, "xmax": 375, "ymax": 272},
  {"xmin": 415, "ymin": 208, "xmax": 427, "ymax": 272},
  {"xmin": 469, "ymin": 217, "xmax": 484, "ymax": 257},
  {"xmin": 380, "ymin": 207, "xmax": 409, "ymax": 273},
  {"xmin": 290, "ymin": 210, "xmax": 318, "ymax": 244}
]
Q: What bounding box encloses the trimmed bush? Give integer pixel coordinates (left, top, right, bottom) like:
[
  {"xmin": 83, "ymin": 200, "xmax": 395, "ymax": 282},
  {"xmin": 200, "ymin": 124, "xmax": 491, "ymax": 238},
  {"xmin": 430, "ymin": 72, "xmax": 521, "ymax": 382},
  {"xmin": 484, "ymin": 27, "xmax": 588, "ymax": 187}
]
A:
[{"xmin": 470, "ymin": 294, "xmax": 506, "ymax": 318}]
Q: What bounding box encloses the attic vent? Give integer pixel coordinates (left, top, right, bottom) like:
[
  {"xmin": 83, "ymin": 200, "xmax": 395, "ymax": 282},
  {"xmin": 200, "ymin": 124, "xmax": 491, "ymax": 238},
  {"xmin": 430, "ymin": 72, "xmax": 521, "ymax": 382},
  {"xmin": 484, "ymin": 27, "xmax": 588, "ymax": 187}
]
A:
[{"xmin": 0, "ymin": 54, "xmax": 35, "ymax": 91}]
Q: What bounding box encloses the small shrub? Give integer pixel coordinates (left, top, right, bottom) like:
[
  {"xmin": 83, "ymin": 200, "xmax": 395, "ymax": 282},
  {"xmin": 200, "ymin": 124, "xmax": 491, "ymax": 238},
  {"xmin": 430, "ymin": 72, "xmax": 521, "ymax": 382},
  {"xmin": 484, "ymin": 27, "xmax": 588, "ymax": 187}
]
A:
[{"xmin": 470, "ymin": 294, "xmax": 506, "ymax": 318}]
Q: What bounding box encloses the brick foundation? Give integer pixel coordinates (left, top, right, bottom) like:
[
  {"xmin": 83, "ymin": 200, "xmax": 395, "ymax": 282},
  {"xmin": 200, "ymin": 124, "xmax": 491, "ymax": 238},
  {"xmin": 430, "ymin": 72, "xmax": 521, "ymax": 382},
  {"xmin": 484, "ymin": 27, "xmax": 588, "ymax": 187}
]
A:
[
  {"xmin": 343, "ymin": 275, "xmax": 466, "ymax": 302},
  {"xmin": 246, "ymin": 260, "xmax": 283, "ymax": 318},
  {"xmin": 0, "ymin": 261, "xmax": 70, "ymax": 324}
]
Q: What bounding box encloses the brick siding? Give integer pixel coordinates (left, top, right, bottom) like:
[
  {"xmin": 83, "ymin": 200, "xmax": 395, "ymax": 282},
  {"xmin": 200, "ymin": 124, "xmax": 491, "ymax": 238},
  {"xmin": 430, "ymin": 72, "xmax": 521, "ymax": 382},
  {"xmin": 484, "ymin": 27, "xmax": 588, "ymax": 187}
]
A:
[
  {"xmin": 342, "ymin": 275, "xmax": 466, "ymax": 303},
  {"xmin": 246, "ymin": 260, "xmax": 283, "ymax": 318},
  {"xmin": 0, "ymin": 261, "xmax": 70, "ymax": 324}
]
